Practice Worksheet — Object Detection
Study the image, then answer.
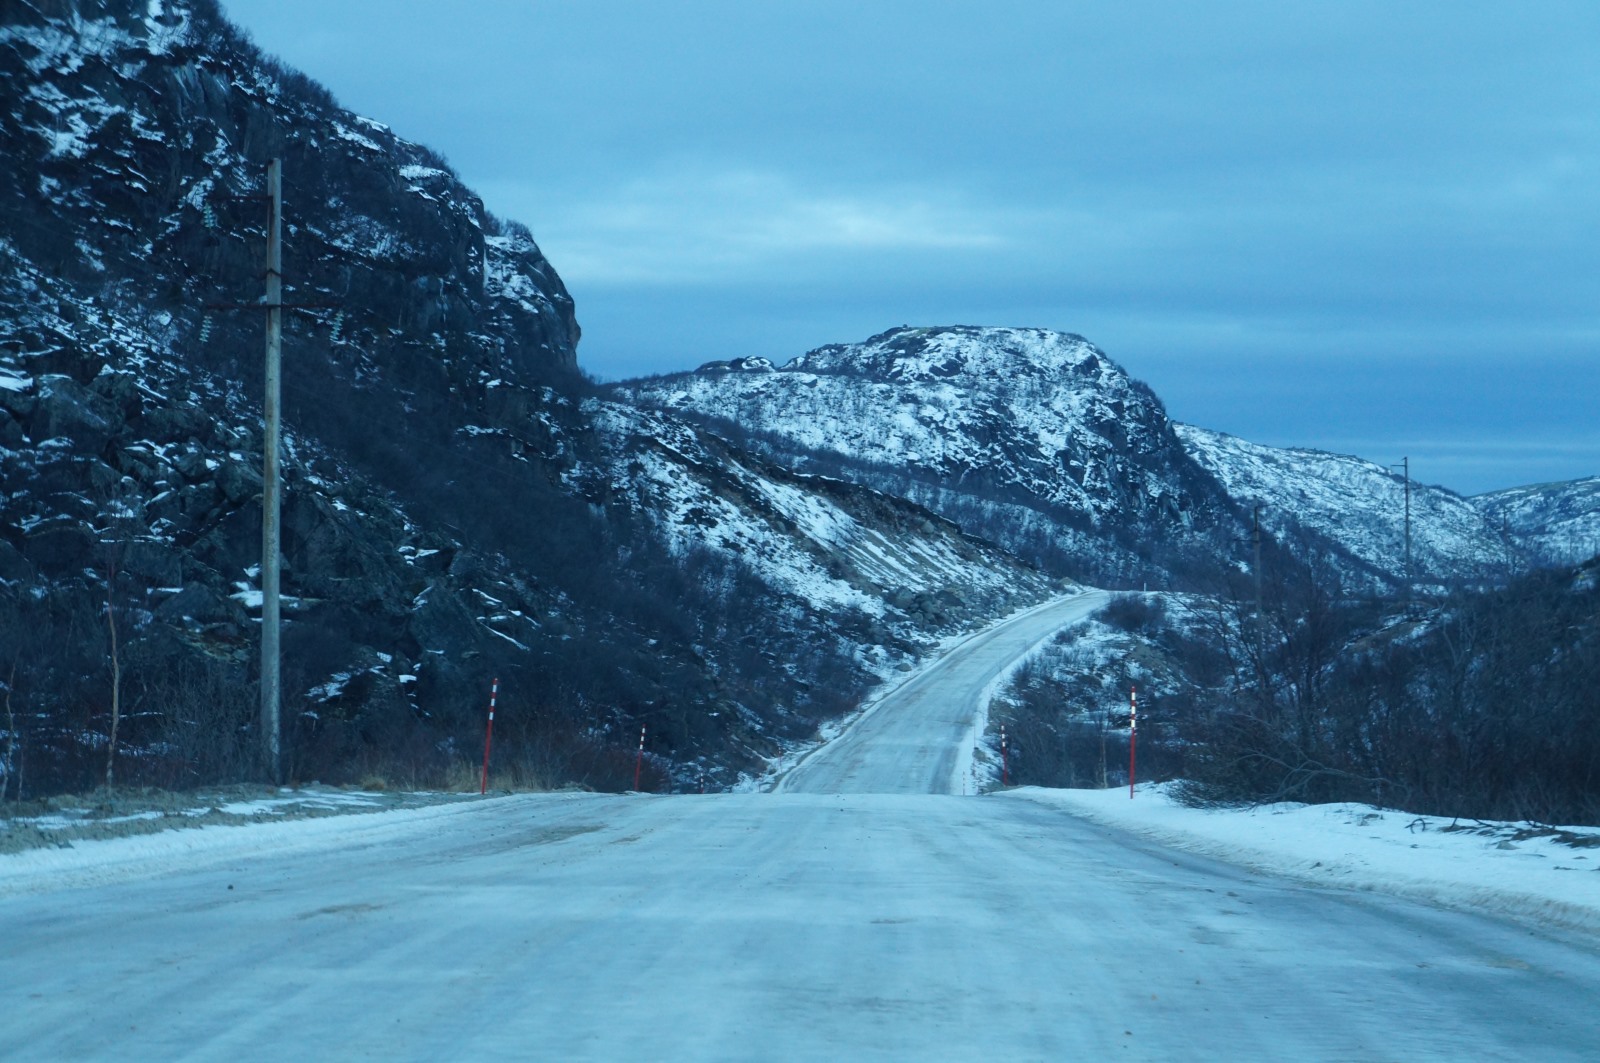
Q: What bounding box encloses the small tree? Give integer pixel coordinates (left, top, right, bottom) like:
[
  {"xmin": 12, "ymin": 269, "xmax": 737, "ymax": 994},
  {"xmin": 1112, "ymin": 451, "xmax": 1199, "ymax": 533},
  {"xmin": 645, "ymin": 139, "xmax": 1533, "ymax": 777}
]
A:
[
  {"xmin": 2, "ymin": 663, "xmax": 16, "ymax": 801},
  {"xmin": 102, "ymin": 558, "xmax": 122, "ymax": 788},
  {"xmin": 95, "ymin": 484, "xmax": 143, "ymax": 790}
]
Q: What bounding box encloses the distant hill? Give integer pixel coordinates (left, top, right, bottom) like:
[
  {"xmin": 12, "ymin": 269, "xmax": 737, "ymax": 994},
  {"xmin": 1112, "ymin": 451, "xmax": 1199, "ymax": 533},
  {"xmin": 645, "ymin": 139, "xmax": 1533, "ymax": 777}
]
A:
[
  {"xmin": 1471, "ymin": 478, "xmax": 1600, "ymax": 567},
  {"xmin": 1174, "ymin": 425, "xmax": 1512, "ymax": 586}
]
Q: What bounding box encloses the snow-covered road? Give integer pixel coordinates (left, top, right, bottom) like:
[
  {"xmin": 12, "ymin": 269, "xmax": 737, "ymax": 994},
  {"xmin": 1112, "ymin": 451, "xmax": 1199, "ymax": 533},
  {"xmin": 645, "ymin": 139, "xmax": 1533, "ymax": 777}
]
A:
[
  {"xmin": 5, "ymin": 592, "xmax": 1600, "ymax": 1060},
  {"xmin": 6, "ymin": 792, "xmax": 1599, "ymax": 1060},
  {"xmin": 777, "ymin": 590, "xmax": 1109, "ymax": 794}
]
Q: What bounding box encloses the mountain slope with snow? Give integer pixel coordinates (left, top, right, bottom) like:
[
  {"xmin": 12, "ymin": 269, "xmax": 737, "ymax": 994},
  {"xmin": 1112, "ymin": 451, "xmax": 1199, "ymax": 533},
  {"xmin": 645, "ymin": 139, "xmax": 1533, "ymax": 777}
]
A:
[
  {"xmin": 578, "ymin": 400, "xmax": 1057, "ymax": 664},
  {"xmin": 615, "ymin": 325, "xmax": 1243, "ymax": 586},
  {"xmin": 1472, "ymin": 477, "xmax": 1600, "ymax": 567},
  {"xmin": 1175, "ymin": 424, "xmax": 1512, "ymax": 585}
]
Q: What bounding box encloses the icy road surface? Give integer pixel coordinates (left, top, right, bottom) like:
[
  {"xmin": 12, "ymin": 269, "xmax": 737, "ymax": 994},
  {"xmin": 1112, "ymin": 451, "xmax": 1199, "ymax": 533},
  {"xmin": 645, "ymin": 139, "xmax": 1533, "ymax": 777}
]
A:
[
  {"xmin": 5, "ymin": 598, "xmax": 1599, "ymax": 1060},
  {"xmin": 6, "ymin": 794, "xmax": 1599, "ymax": 1061},
  {"xmin": 777, "ymin": 590, "xmax": 1110, "ymax": 794}
]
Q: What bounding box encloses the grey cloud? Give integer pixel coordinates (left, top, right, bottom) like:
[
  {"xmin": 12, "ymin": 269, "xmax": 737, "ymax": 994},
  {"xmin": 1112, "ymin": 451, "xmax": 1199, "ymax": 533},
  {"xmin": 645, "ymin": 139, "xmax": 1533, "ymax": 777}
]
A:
[{"xmin": 224, "ymin": 0, "xmax": 1600, "ymax": 492}]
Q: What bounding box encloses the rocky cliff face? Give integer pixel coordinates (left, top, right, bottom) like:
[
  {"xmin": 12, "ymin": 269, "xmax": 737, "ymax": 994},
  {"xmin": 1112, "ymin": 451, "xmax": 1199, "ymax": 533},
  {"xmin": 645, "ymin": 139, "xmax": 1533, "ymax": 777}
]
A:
[
  {"xmin": 615, "ymin": 325, "xmax": 1246, "ymax": 587},
  {"xmin": 3, "ymin": 0, "xmax": 577, "ymax": 377},
  {"xmin": 0, "ymin": 0, "xmax": 594, "ymax": 792},
  {"xmin": 0, "ymin": 1, "xmax": 1052, "ymax": 796}
]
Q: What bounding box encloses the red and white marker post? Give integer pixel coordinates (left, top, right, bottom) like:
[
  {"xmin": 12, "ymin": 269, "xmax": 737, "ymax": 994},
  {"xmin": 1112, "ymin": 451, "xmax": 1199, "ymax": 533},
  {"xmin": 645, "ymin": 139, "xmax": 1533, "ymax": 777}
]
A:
[
  {"xmin": 633, "ymin": 723, "xmax": 647, "ymax": 791},
  {"xmin": 1000, "ymin": 723, "xmax": 1009, "ymax": 787},
  {"xmin": 480, "ymin": 677, "xmax": 499, "ymax": 795},
  {"xmin": 1128, "ymin": 684, "xmax": 1138, "ymax": 799}
]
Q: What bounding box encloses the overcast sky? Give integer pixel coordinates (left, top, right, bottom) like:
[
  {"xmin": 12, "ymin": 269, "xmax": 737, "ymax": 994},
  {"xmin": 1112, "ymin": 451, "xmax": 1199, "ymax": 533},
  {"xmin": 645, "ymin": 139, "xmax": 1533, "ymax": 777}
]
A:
[{"xmin": 222, "ymin": 1, "xmax": 1600, "ymax": 495}]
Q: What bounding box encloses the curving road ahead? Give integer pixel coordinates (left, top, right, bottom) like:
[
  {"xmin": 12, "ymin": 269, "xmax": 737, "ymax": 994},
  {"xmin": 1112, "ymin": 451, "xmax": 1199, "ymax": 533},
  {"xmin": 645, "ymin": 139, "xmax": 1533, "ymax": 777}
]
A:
[{"xmin": 778, "ymin": 590, "xmax": 1108, "ymax": 794}]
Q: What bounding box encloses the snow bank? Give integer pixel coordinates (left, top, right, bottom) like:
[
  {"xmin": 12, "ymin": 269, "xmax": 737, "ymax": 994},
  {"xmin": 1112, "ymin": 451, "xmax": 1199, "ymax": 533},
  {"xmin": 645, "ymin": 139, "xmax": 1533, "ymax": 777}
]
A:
[
  {"xmin": 1003, "ymin": 783, "xmax": 1600, "ymax": 937},
  {"xmin": 0, "ymin": 795, "xmax": 554, "ymax": 898}
]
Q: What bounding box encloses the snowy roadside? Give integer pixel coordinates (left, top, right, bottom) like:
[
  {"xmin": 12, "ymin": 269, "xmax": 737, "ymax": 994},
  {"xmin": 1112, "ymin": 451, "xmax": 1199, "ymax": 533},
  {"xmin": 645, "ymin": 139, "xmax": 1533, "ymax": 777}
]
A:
[
  {"xmin": 1002, "ymin": 783, "xmax": 1600, "ymax": 938},
  {"xmin": 0, "ymin": 784, "xmax": 483, "ymax": 857},
  {"xmin": 0, "ymin": 791, "xmax": 593, "ymax": 899}
]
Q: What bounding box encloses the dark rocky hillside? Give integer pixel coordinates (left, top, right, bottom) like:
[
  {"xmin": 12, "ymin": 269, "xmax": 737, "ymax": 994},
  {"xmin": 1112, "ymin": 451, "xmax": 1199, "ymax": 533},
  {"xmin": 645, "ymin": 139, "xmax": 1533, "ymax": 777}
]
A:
[{"xmin": 0, "ymin": 0, "xmax": 1053, "ymax": 797}]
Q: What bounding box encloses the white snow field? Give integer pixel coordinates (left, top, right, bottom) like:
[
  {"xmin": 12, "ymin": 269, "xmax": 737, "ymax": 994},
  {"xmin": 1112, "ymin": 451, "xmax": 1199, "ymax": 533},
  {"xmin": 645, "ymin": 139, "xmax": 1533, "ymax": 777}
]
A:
[{"xmin": 5, "ymin": 595, "xmax": 1600, "ymax": 1061}]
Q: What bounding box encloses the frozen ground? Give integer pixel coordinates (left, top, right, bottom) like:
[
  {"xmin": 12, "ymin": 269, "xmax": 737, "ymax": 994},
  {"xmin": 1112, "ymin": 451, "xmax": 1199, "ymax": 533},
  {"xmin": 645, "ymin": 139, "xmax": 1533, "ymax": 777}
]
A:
[
  {"xmin": 0, "ymin": 794, "xmax": 506, "ymax": 900},
  {"xmin": 1004, "ymin": 783, "xmax": 1600, "ymax": 939},
  {"xmin": 5, "ymin": 791, "xmax": 1600, "ymax": 1061},
  {"xmin": 0, "ymin": 783, "xmax": 475, "ymax": 855}
]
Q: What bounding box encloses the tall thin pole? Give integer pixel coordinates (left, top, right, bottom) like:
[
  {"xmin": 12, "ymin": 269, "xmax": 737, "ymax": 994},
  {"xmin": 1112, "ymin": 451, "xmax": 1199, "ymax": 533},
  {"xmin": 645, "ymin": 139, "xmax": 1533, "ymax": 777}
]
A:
[
  {"xmin": 261, "ymin": 157, "xmax": 283, "ymax": 786},
  {"xmin": 1253, "ymin": 504, "xmax": 1263, "ymax": 623},
  {"xmin": 1252, "ymin": 502, "xmax": 1264, "ymax": 674},
  {"xmin": 1098, "ymin": 711, "xmax": 1107, "ymax": 789},
  {"xmin": 480, "ymin": 677, "xmax": 499, "ymax": 795},
  {"xmin": 1388, "ymin": 457, "xmax": 1414, "ymax": 609},
  {"xmin": 1128, "ymin": 685, "xmax": 1138, "ymax": 799},
  {"xmin": 1402, "ymin": 456, "xmax": 1412, "ymax": 608}
]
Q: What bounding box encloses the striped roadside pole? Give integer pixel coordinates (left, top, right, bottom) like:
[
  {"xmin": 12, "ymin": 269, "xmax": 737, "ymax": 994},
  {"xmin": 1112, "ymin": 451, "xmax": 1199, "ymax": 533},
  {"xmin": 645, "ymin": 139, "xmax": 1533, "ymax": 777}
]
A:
[
  {"xmin": 480, "ymin": 677, "xmax": 499, "ymax": 795},
  {"xmin": 1128, "ymin": 685, "xmax": 1138, "ymax": 799}
]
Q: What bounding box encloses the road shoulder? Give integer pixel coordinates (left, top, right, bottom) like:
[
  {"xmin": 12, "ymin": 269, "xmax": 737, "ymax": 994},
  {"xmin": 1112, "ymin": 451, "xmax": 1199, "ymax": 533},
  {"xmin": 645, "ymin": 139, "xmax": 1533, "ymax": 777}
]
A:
[{"xmin": 1000, "ymin": 783, "xmax": 1600, "ymax": 939}]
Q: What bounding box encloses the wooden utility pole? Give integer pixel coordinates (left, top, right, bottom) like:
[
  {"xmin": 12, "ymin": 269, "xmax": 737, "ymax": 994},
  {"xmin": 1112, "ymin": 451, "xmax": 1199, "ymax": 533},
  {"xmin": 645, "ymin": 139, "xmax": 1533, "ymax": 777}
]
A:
[
  {"xmin": 1252, "ymin": 503, "xmax": 1264, "ymax": 622},
  {"xmin": 261, "ymin": 157, "xmax": 283, "ymax": 786},
  {"xmin": 1391, "ymin": 457, "xmax": 1412, "ymax": 610},
  {"xmin": 201, "ymin": 158, "xmax": 331, "ymax": 785},
  {"xmin": 1402, "ymin": 457, "xmax": 1412, "ymax": 605}
]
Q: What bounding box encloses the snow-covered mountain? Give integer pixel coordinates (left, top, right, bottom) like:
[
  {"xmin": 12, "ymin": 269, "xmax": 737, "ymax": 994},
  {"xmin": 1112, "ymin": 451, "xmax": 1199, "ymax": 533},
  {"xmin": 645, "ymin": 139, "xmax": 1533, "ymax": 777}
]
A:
[
  {"xmin": 618, "ymin": 325, "xmax": 1594, "ymax": 590},
  {"xmin": 1174, "ymin": 425, "xmax": 1512, "ymax": 585},
  {"xmin": 1472, "ymin": 478, "xmax": 1600, "ymax": 567},
  {"xmin": 0, "ymin": 0, "xmax": 1052, "ymax": 795},
  {"xmin": 614, "ymin": 326, "xmax": 1242, "ymax": 586}
]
